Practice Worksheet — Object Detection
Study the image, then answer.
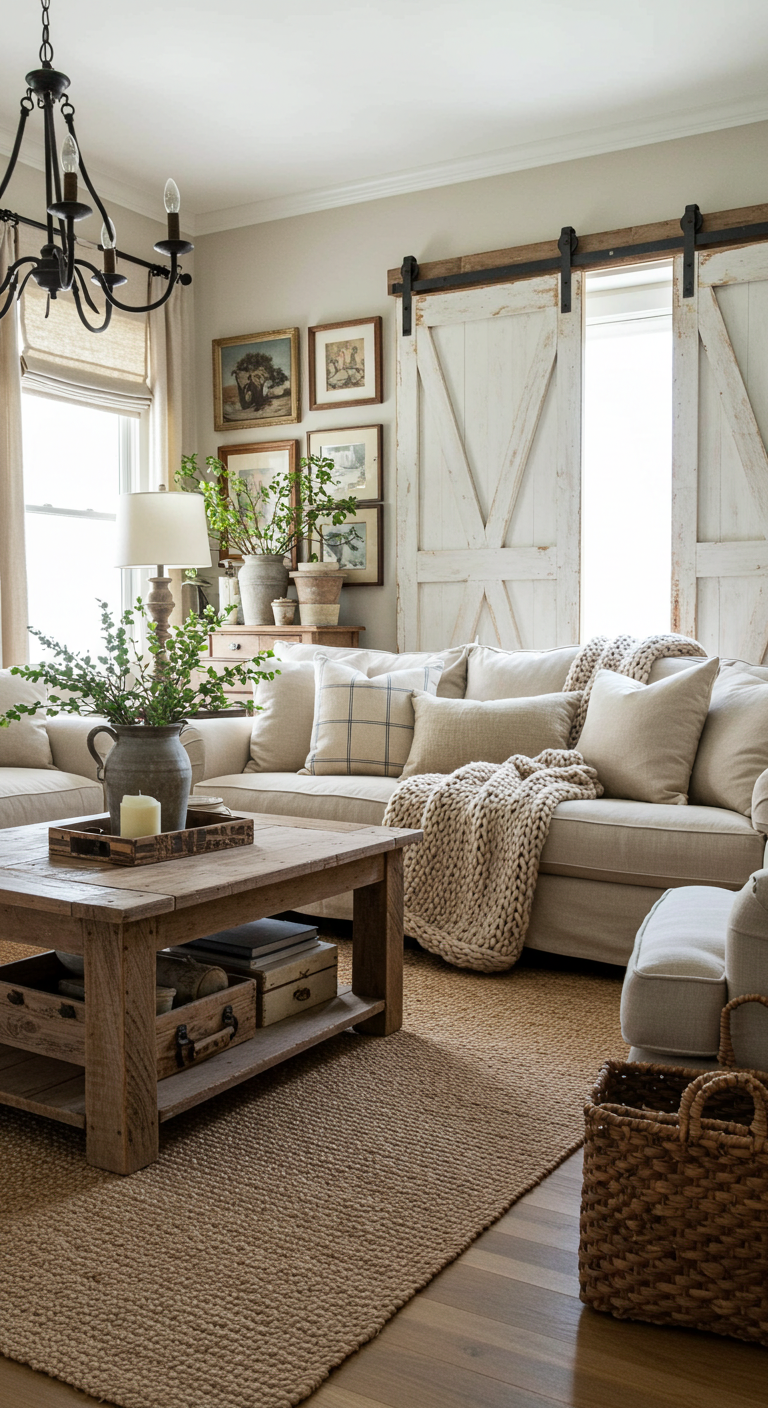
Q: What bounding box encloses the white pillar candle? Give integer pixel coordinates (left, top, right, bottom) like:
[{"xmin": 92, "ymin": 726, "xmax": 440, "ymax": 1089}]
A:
[{"xmin": 120, "ymin": 793, "xmax": 162, "ymax": 838}]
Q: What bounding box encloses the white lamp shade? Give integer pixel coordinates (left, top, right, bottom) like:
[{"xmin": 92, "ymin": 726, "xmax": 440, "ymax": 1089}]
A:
[{"xmin": 115, "ymin": 491, "xmax": 211, "ymax": 569}]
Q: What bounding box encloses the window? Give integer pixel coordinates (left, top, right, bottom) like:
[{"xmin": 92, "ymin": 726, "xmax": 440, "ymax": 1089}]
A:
[
  {"xmin": 21, "ymin": 395, "xmax": 144, "ymax": 659},
  {"xmin": 581, "ymin": 262, "xmax": 673, "ymax": 640}
]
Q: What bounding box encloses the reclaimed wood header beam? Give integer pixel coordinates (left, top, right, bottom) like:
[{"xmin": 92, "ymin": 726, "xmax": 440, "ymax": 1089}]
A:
[{"xmin": 386, "ymin": 203, "xmax": 768, "ymax": 297}]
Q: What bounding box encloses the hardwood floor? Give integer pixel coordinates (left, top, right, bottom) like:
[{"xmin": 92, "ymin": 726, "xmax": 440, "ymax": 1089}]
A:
[{"xmin": 2, "ymin": 1149, "xmax": 765, "ymax": 1407}]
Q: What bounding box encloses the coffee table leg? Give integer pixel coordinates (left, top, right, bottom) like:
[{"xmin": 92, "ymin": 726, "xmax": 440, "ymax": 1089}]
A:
[
  {"xmin": 83, "ymin": 920, "xmax": 159, "ymax": 1174},
  {"xmin": 352, "ymin": 848, "xmax": 404, "ymax": 1036}
]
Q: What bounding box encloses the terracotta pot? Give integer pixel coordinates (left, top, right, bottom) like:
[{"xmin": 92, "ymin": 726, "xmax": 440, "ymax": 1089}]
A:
[
  {"xmin": 238, "ymin": 554, "xmax": 290, "ymax": 625},
  {"xmin": 86, "ymin": 723, "xmax": 193, "ymax": 834},
  {"xmin": 271, "ymin": 597, "xmax": 297, "ymax": 626},
  {"xmin": 289, "ymin": 567, "xmax": 345, "ymax": 627}
]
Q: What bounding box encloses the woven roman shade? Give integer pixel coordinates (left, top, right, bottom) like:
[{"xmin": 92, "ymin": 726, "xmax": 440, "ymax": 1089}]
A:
[{"xmin": 18, "ymin": 227, "xmax": 151, "ymax": 415}]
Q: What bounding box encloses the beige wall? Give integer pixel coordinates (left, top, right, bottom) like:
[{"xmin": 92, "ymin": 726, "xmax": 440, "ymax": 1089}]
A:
[{"xmin": 194, "ymin": 119, "xmax": 767, "ymax": 650}]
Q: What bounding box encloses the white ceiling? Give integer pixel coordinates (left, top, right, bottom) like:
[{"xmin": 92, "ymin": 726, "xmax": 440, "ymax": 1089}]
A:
[{"xmin": 1, "ymin": 0, "xmax": 767, "ymax": 235}]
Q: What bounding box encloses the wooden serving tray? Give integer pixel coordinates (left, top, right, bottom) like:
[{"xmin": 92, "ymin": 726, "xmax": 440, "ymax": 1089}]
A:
[{"xmin": 48, "ymin": 809, "xmax": 254, "ymax": 867}]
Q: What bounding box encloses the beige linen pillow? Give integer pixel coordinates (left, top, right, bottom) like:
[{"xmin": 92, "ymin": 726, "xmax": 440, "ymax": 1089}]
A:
[
  {"xmin": 401, "ymin": 691, "xmax": 583, "ymax": 779},
  {"xmin": 465, "ymin": 645, "xmax": 580, "ymax": 700},
  {"xmin": 272, "ymin": 641, "xmax": 468, "ymax": 699},
  {"xmin": 247, "ymin": 660, "xmax": 314, "ymax": 773},
  {"xmin": 304, "ymin": 656, "xmax": 443, "ymax": 777},
  {"xmin": 0, "ymin": 670, "xmax": 54, "ymax": 769},
  {"xmin": 577, "ymin": 659, "xmax": 719, "ymax": 805},
  {"xmin": 689, "ymin": 660, "xmax": 768, "ymax": 817}
]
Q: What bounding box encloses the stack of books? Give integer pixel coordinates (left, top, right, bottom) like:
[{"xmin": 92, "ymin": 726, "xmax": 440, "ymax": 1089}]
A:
[{"xmin": 168, "ymin": 917, "xmax": 320, "ymax": 975}]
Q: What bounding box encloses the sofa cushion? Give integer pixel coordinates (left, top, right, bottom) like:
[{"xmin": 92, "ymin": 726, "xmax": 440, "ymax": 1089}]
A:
[
  {"xmin": 465, "ymin": 645, "xmax": 579, "ymax": 701},
  {"xmin": 0, "ymin": 770, "xmax": 103, "ymax": 829},
  {"xmin": 248, "ymin": 660, "xmax": 315, "ymax": 773},
  {"xmin": 689, "ymin": 660, "xmax": 768, "ymax": 818},
  {"xmin": 577, "ymin": 659, "xmax": 719, "ymax": 804},
  {"xmin": 194, "ymin": 773, "xmax": 397, "ymax": 827},
  {"xmin": 304, "ymin": 656, "xmax": 442, "ymax": 777},
  {"xmin": 0, "ymin": 670, "xmax": 53, "ymax": 769},
  {"xmin": 272, "ymin": 641, "xmax": 468, "ymax": 699},
  {"xmin": 401, "ymin": 690, "xmax": 582, "ymax": 778},
  {"xmin": 619, "ymin": 885, "xmax": 733, "ymax": 1057},
  {"xmin": 539, "ymin": 798, "xmax": 763, "ymax": 889}
]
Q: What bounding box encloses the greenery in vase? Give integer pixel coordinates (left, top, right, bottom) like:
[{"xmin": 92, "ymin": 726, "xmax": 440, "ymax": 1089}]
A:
[
  {"xmin": 175, "ymin": 452, "xmax": 358, "ymax": 560},
  {"xmin": 0, "ymin": 599, "xmax": 277, "ymax": 729}
]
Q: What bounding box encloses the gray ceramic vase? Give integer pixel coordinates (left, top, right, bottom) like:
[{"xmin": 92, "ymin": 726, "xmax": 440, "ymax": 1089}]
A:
[
  {"xmin": 238, "ymin": 554, "xmax": 290, "ymax": 625},
  {"xmin": 87, "ymin": 723, "xmax": 193, "ymax": 835}
]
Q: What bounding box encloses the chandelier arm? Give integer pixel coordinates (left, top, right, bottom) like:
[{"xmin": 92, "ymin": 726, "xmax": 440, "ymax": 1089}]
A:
[
  {"xmin": 0, "ymin": 254, "xmax": 38, "ymax": 298},
  {"xmin": 79, "ymin": 255, "xmax": 182, "ymax": 314},
  {"xmin": 73, "ymin": 261, "xmax": 104, "ymax": 315},
  {"xmin": 62, "ymin": 114, "xmax": 114, "ymax": 244},
  {"xmin": 71, "ymin": 276, "xmax": 113, "ymax": 333},
  {"xmin": 0, "ymin": 100, "xmax": 33, "ymax": 205}
]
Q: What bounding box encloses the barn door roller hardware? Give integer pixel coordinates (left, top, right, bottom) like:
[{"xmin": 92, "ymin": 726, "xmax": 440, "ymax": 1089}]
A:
[
  {"xmin": 558, "ymin": 226, "xmax": 578, "ymax": 313},
  {"xmin": 395, "ymin": 204, "xmax": 768, "ymax": 333}
]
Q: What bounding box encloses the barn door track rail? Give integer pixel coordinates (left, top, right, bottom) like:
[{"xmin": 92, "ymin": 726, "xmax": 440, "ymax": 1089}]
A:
[{"xmin": 394, "ymin": 203, "xmax": 768, "ymax": 333}]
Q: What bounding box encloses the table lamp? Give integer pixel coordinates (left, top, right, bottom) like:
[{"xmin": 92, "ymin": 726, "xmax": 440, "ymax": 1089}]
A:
[{"xmin": 115, "ymin": 486, "xmax": 211, "ymax": 650}]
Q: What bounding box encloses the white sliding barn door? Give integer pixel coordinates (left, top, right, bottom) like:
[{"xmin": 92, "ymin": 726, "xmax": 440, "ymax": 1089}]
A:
[
  {"xmin": 672, "ymin": 244, "xmax": 768, "ymax": 662},
  {"xmin": 396, "ymin": 274, "xmax": 583, "ymax": 652}
]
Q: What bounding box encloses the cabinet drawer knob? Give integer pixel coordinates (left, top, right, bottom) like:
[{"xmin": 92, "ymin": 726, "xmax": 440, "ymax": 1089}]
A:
[{"xmin": 229, "ymin": 642, "xmax": 241, "ymax": 651}]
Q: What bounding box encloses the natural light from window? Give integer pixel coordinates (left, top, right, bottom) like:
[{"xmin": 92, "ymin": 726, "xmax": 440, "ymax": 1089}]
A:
[
  {"xmin": 22, "ymin": 396, "xmax": 128, "ymax": 660},
  {"xmin": 581, "ymin": 262, "xmax": 673, "ymax": 641}
]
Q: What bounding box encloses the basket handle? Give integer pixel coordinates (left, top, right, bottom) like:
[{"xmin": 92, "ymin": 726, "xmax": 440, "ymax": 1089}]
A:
[
  {"xmin": 718, "ymin": 993, "xmax": 768, "ymax": 1067},
  {"xmin": 679, "ymin": 1069, "xmax": 768, "ymax": 1148}
]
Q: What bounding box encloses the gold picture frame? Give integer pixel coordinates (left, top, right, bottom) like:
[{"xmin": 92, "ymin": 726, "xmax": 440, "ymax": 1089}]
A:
[{"xmin": 212, "ymin": 327, "xmax": 300, "ymax": 431}]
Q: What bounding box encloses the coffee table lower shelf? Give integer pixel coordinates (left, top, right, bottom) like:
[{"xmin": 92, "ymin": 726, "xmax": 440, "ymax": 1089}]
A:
[{"xmin": 0, "ymin": 987, "xmax": 384, "ymax": 1132}]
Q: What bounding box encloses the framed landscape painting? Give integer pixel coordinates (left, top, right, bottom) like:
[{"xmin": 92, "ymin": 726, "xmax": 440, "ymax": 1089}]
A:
[
  {"xmin": 306, "ymin": 425, "xmax": 382, "ymax": 502},
  {"xmin": 212, "ymin": 328, "xmax": 300, "ymax": 431},
  {"xmin": 216, "ymin": 440, "xmax": 299, "ymax": 565},
  {"xmin": 307, "ymin": 316, "xmax": 382, "ymax": 411},
  {"xmin": 315, "ymin": 504, "xmax": 383, "ymax": 585}
]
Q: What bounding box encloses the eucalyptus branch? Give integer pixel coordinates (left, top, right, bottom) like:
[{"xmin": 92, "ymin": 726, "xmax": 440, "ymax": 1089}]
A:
[{"xmin": 0, "ymin": 599, "xmax": 278, "ymax": 730}]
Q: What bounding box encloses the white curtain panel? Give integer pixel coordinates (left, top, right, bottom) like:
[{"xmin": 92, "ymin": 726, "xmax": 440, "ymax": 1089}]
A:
[
  {"xmin": 148, "ymin": 270, "xmax": 196, "ymax": 622},
  {"xmin": 0, "ymin": 224, "xmax": 29, "ymax": 666}
]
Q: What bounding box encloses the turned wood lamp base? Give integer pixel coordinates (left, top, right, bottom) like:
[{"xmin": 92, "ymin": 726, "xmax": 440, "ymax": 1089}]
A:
[{"xmin": 146, "ymin": 567, "xmax": 174, "ymax": 653}]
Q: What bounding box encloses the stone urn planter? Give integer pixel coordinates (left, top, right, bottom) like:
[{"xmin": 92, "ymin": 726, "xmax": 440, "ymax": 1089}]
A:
[
  {"xmin": 289, "ymin": 562, "xmax": 346, "ymax": 626},
  {"xmin": 238, "ymin": 554, "xmax": 290, "ymax": 625},
  {"xmin": 86, "ymin": 723, "xmax": 193, "ymax": 834}
]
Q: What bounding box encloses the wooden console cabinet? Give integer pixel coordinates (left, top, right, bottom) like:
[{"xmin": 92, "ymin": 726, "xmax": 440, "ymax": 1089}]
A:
[{"xmin": 206, "ymin": 624, "xmax": 364, "ymax": 698}]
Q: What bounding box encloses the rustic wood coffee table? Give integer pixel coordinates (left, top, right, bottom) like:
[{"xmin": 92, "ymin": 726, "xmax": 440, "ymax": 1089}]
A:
[{"xmin": 0, "ymin": 812, "xmax": 419, "ymax": 1174}]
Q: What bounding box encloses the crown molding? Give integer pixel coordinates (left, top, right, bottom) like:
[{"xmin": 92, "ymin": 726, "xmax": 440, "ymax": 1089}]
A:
[
  {"xmin": 3, "ymin": 91, "xmax": 767, "ymax": 240},
  {"xmin": 194, "ymin": 95, "xmax": 768, "ymax": 236}
]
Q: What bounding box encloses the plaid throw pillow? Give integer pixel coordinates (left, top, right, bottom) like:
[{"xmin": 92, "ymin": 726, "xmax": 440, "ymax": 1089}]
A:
[{"xmin": 303, "ymin": 655, "xmax": 444, "ymax": 777}]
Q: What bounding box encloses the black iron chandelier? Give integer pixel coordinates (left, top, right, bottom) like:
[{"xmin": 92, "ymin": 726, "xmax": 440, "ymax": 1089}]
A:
[{"xmin": 0, "ymin": 0, "xmax": 193, "ymax": 332}]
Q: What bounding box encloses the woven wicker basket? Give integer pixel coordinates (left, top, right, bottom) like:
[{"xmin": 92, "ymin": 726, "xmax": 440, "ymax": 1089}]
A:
[{"xmin": 579, "ymin": 995, "xmax": 768, "ymax": 1345}]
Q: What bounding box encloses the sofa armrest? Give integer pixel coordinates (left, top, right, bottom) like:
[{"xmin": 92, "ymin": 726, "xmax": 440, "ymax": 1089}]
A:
[
  {"xmin": 725, "ymin": 868, "xmax": 768, "ymax": 1070},
  {"xmin": 191, "ymin": 716, "xmax": 253, "ymax": 781},
  {"xmin": 45, "ymin": 715, "xmax": 207, "ymax": 789},
  {"xmin": 753, "ymin": 769, "xmax": 768, "ymax": 836},
  {"xmin": 45, "ymin": 714, "xmax": 109, "ymax": 782}
]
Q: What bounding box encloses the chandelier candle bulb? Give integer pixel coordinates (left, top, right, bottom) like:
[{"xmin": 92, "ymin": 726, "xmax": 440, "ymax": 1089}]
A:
[
  {"xmin": 61, "ymin": 133, "xmax": 78, "ymax": 200},
  {"xmin": 120, "ymin": 793, "xmax": 162, "ymax": 839},
  {"xmin": 101, "ymin": 220, "xmax": 116, "ymax": 275},
  {"xmin": 164, "ymin": 178, "xmax": 181, "ymax": 241}
]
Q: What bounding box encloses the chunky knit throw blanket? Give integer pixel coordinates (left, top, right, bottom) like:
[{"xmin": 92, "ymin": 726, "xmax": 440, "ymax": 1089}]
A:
[{"xmin": 384, "ymin": 632, "xmax": 707, "ymax": 972}]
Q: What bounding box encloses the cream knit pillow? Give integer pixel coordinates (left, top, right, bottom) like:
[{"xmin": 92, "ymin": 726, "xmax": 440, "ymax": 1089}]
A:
[
  {"xmin": 401, "ymin": 691, "xmax": 583, "ymax": 779},
  {"xmin": 577, "ymin": 659, "xmax": 719, "ymax": 805},
  {"xmin": 303, "ymin": 655, "xmax": 443, "ymax": 777}
]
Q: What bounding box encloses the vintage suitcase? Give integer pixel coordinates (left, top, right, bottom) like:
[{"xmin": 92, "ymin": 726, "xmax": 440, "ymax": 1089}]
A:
[{"xmin": 250, "ymin": 940, "xmax": 338, "ymax": 1027}]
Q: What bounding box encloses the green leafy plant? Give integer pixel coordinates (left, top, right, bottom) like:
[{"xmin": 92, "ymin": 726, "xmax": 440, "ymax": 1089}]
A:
[
  {"xmin": 175, "ymin": 452, "xmax": 358, "ymax": 560},
  {"xmin": 0, "ymin": 599, "xmax": 277, "ymax": 729}
]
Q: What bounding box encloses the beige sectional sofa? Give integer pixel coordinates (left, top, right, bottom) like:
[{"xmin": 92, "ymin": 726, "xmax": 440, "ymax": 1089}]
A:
[
  {"xmin": 187, "ymin": 642, "xmax": 768, "ymax": 966},
  {"xmin": 2, "ymin": 644, "xmax": 765, "ymax": 968}
]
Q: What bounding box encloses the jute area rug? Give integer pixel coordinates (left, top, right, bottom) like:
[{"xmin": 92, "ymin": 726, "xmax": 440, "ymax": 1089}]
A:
[{"xmin": 0, "ymin": 936, "xmax": 625, "ymax": 1408}]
